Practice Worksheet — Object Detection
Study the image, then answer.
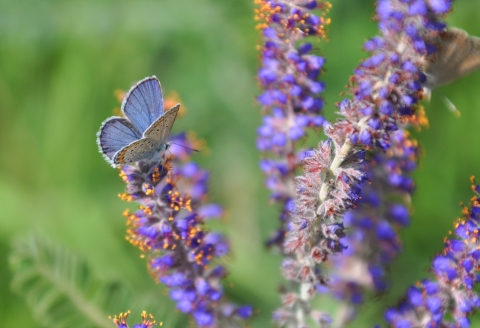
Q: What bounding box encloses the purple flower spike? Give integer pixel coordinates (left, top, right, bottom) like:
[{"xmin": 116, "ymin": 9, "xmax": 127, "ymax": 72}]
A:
[
  {"xmin": 255, "ymin": 0, "xmax": 328, "ymax": 250},
  {"xmin": 115, "ymin": 133, "xmax": 250, "ymax": 327},
  {"xmin": 386, "ymin": 179, "xmax": 480, "ymax": 327}
]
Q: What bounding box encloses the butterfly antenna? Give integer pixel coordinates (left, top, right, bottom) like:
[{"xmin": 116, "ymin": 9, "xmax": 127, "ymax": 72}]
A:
[
  {"xmin": 170, "ymin": 142, "xmax": 200, "ymax": 152},
  {"xmin": 433, "ymin": 89, "xmax": 461, "ymax": 117}
]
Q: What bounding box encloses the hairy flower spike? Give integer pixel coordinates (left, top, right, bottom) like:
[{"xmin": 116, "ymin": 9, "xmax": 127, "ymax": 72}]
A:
[
  {"xmin": 255, "ymin": 0, "xmax": 332, "ymax": 325},
  {"xmin": 328, "ymin": 129, "xmax": 419, "ymax": 325}
]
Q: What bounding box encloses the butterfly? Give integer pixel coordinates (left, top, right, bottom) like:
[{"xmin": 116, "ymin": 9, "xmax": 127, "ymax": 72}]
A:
[
  {"xmin": 423, "ymin": 28, "xmax": 480, "ymax": 88},
  {"xmin": 97, "ymin": 76, "xmax": 180, "ymax": 167}
]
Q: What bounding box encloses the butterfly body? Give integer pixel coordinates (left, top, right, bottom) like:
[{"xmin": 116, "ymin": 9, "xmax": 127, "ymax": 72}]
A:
[{"xmin": 97, "ymin": 76, "xmax": 180, "ymax": 167}]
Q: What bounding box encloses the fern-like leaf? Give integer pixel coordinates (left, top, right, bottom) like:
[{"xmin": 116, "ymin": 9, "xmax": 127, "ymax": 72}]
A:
[{"xmin": 9, "ymin": 235, "xmax": 133, "ymax": 328}]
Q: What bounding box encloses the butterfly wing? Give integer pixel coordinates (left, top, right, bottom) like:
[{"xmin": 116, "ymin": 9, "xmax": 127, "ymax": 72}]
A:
[
  {"xmin": 424, "ymin": 28, "xmax": 480, "ymax": 87},
  {"xmin": 121, "ymin": 76, "xmax": 164, "ymax": 133},
  {"xmin": 457, "ymin": 31, "xmax": 480, "ymax": 81},
  {"xmin": 143, "ymin": 104, "xmax": 180, "ymax": 143},
  {"xmin": 113, "ymin": 137, "xmax": 164, "ymax": 165},
  {"xmin": 97, "ymin": 117, "xmax": 142, "ymax": 162}
]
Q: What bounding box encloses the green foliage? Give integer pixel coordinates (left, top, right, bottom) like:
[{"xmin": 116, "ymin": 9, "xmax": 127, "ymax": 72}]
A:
[{"xmin": 9, "ymin": 235, "xmax": 180, "ymax": 328}]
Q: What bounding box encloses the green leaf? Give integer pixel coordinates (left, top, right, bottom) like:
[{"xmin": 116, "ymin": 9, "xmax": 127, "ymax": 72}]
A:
[{"xmin": 9, "ymin": 235, "xmax": 134, "ymax": 328}]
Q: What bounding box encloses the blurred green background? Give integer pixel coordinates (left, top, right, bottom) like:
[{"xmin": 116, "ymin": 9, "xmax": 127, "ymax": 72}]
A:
[{"xmin": 1, "ymin": 0, "xmax": 480, "ymax": 326}]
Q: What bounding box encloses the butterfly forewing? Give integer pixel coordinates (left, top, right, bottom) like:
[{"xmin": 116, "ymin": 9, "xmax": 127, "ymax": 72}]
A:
[
  {"xmin": 143, "ymin": 104, "xmax": 180, "ymax": 143},
  {"xmin": 424, "ymin": 28, "xmax": 480, "ymax": 87},
  {"xmin": 459, "ymin": 33, "xmax": 480, "ymax": 78},
  {"xmin": 113, "ymin": 138, "xmax": 162, "ymax": 165},
  {"xmin": 121, "ymin": 76, "xmax": 164, "ymax": 133},
  {"xmin": 97, "ymin": 117, "xmax": 142, "ymax": 159}
]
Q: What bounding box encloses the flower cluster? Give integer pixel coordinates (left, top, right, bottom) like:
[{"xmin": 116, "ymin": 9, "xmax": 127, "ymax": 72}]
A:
[
  {"xmin": 279, "ymin": 0, "xmax": 452, "ymax": 326},
  {"xmin": 119, "ymin": 134, "xmax": 251, "ymax": 327},
  {"xmin": 386, "ymin": 178, "xmax": 480, "ymax": 328},
  {"xmin": 110, "ymin": 311, "xmax": 156, "ymax": 328},
  {"xmin": 255, "ymin": 0, "xmax": 330, "ymax": 249}
]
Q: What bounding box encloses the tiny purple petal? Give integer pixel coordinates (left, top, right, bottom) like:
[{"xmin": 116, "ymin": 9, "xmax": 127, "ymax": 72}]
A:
[
  {"xmin": 237, "ymin": 305, "xmax": 253, "ymax": 319},
  {"xmin": 199, "ymin": 204, "xmax": 223, "ymax": 219}
]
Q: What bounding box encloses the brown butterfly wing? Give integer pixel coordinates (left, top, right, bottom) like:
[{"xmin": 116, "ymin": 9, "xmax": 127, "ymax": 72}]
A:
[
  {"xmin": 424, "ymin": 28, "xmax": 480, "ymax": 87},
  {"xmin": 457, "ymin": 32, "xmax": 480, "ymax": 79}
]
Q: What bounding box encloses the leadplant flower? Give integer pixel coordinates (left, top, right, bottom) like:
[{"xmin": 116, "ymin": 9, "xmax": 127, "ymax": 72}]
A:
[
  {"xmin": 118, "ymin": 133, "xmax": 251, "ymax": 327},
  {"xmin": 386, "ymin": 178, "xmax": 480, "ymax": 328}
]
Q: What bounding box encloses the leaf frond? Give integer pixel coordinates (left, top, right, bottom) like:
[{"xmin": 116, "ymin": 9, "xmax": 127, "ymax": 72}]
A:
[{"xmin": 9, "ymin": 235, "xmax": 131, "ymax": 328}]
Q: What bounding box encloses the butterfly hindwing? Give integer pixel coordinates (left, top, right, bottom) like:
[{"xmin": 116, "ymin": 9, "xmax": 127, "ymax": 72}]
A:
[
  {"xmin": 122, "ymin": 76, "xmax": 164, "ymax": 133},
  {"xmin": 97, "ymin": 117, "xmax": 142, "ymax": 160},
  {"xmin": 143, "ymin": 104, "xmax": 180, "ymax": 143},
  {"xmin": 113, "ymin": 138, "xmax": 162, "ymax": 165}
]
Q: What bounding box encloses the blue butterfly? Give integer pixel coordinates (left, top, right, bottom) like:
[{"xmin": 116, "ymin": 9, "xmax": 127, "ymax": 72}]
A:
[{"xmin": 97, "ymin": 76, "xmax": 180, "ymax": 167}]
